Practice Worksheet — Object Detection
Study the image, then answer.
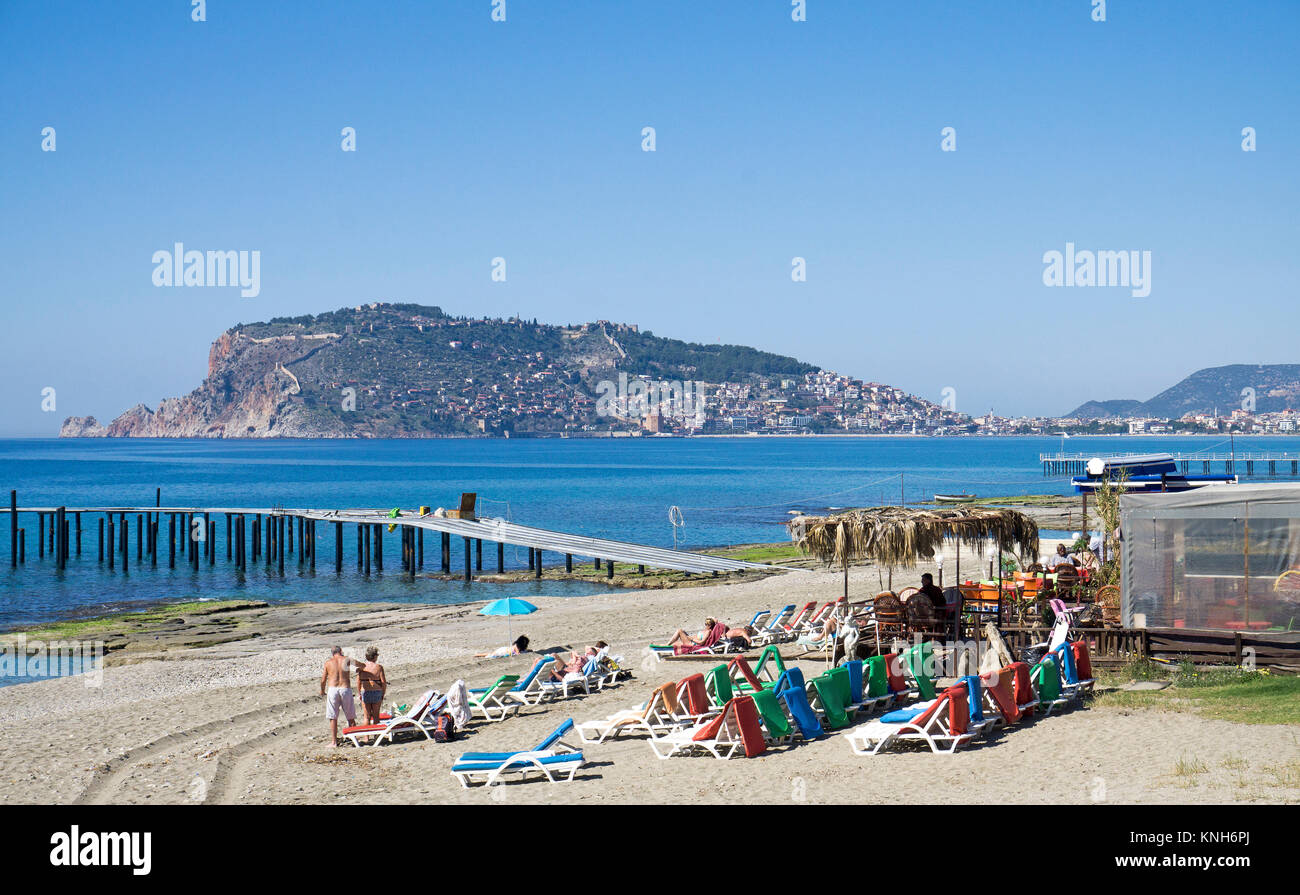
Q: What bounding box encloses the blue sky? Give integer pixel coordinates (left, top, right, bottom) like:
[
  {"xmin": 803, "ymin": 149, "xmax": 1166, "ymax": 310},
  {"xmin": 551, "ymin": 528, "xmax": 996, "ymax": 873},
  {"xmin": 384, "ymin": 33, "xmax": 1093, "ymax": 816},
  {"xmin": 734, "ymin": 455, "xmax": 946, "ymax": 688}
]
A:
[{"xmin": 1, "ymin": 0, "xmax": 1296, "ymax": 435}]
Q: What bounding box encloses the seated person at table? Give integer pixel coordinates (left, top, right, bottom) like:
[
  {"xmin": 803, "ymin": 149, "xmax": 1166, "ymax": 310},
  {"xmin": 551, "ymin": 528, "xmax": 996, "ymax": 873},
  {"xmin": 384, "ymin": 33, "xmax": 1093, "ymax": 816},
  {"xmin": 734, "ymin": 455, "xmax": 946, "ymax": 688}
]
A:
[
  {"xmin": 916, "ymin": 573, "xmax": 946, "ymax": 612},
  {"xmin": 1049, "ymin": 544, "xmax": 1077, "ymax": 570}
]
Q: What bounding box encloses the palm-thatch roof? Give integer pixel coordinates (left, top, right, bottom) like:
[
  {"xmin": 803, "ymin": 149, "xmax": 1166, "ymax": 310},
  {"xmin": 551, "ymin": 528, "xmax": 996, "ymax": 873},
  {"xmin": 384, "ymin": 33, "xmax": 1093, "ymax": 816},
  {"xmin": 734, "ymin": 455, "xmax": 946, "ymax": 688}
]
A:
[{"xmin": 789, "ymin": 506, "xmax": 1039, "ymax": 569}]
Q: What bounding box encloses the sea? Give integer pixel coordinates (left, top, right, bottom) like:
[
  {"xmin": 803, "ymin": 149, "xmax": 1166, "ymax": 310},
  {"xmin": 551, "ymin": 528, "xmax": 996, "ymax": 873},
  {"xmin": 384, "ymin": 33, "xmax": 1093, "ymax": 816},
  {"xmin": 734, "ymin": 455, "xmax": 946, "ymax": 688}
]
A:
[{"xmin": 3, "ymin": 434, "xmax": 1299, "ymax": 637}]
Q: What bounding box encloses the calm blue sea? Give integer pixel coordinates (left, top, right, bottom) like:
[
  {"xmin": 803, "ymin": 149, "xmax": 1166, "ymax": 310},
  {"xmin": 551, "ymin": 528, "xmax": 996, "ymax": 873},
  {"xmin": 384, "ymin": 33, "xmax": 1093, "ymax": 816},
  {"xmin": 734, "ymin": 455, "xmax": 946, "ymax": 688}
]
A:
[{"xmin": 3, "ymin": 434, "xmax": 1299, "ymax": 635}]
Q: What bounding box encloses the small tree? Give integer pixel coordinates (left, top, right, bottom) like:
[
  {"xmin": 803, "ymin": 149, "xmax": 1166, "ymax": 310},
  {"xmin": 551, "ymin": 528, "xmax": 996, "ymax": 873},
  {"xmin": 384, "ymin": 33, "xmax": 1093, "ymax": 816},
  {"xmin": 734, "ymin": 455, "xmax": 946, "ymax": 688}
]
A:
[{"xmin": 1091, "ymin": 471, "xmax": 1128, "ymax": 588}]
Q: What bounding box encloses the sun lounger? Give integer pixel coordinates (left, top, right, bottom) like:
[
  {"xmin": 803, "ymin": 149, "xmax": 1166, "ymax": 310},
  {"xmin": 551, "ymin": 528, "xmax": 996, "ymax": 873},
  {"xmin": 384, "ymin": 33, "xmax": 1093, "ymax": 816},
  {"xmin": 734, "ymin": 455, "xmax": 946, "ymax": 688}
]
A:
[
  {"xmin": 842, "ymin": 684, "xmax": 975, "ymax": 755},
  {"xmin": 980, "ymin": 665, "xmax": 1022, "ymax": 726},
  {"xmin": 807, "ymin": 670, "xmax": 855, "ymax": 730},
  {"xmin": 676, "ymin": 672, "xmax": 714, "ymax": 720},
  {"xmin": 959, "ymin": 674, "xmax": 995, "ymax": 737},
  {"xmin": 450, "ymin": 719, "xmax": 585, "ymax": 787},
  {"xmin": 1029, "ymin": 656, "xmax": 1072, "ymax": 716},
  {"xmin": 863, "ymin": 654, "xmax": 895, "ymax": 711},
  {"xmin": 900, "ymin": 642, "xmax": 938, "ymax": 701},
  {"xmin": 577, "ymin": 681, "xmax": 692, "ymax": 744},
  {"xmin": 341, "ymin": 690, "xmax": 444, "ymax": 747},
  {"xmin": 647, "ymin": 695, "xmax": 767, "ymax": 759},
  {"xmin": 469, "ymin": 674, "xmax": 522, "ymax": 721},
  {"xmin": 494, "ymin": 656, "xmax": 556, "ymax": 707},
  {"xmin": 779, "ymin": 602, "xmax": 817, "ymax": 641},
  {"xmin": 1010, "ymin": 661, "xmax": 1039, "ymax": 717},
  {"xmin": 749, "ymin": 687, "xmax": 795, "ymax": 744},
  {"xmin": 650, "ymin": 621, "xmax": 729, "ymax": 657},
  {"xmin": 538, "ymin": 652, "xmax": 610, "ymax": 699},
  {"xmin": 704, "ymin": 663, "xmax": 735, "ymax": 708},
  {"xmin": 753, "ymin": 605, "xmax": 796, "ymax": 645},
  {"xmin": 734, "ymin": 644, "xmax": 788, "ymax": 693},
  {"xmin": 774, "ymin": 669, "xmax": 823, "ymax": 740}
]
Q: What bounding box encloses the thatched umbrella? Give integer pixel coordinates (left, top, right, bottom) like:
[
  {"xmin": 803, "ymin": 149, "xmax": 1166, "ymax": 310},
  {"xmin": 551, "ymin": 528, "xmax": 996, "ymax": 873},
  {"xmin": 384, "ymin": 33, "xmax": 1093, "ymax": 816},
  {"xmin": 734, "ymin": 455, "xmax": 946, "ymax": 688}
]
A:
[{"xmin": 789, "ymin": 506, "xmax": 1040, "ymax": 597}]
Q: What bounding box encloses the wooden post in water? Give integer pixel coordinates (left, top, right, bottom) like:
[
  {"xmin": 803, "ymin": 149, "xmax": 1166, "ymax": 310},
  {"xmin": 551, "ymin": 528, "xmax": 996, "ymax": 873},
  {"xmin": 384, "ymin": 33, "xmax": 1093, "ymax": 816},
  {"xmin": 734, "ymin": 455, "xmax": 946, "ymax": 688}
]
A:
[
  {"xmin": 527, "ymin": 549, "xmax": 534, "ymax": 571},
  {"xmin": 203, "ymin": 512, "xmax": 211, "ymax": 561},
  {"xmin": 442, "ymin": 533, "xmax": 450, "ymax": 572},
  {"xmin": 19, "ymin": 528, "xmax": 25, "ymax": 563},
  {"xmin": 463, "ymin": 536, "xmax": 471, "ymax": 581},
  {"xmin": 75, "ymin": 512, "xmax": 82, "ymax": 556},
  {"xmin": 606, "ymin": 560, "xmax": 614, "ymax": 579},
  {"xmin": 98, "ymin": 517, "xmax": 104, "ymax": 562},
  {"xmin": 168, "ymin": 515, "xmax": 175, "ymax": 567},
  {"xmin": 335, "ymin": 521, "xmax": 343, "ymax": 573},
  {"xmin": 277, "ymin": 515, "xmax": 285, "ymax": 574},
  {"xmin": 107, "ymin": 515, "xmax": 114, "ymax": 570},
  {"xmin": 476, "ymin": 538, "xmax": 482, "ymax": 571},
  {"xmin": 497, "ymin": 542, "xmax": 505, "ymax": 574},
  {"xmin": 191, "ymin": 518, "xmax": 199, "ymax": 570},
  {"xmin": 534, "ymin": 548, "xmax": 541, "ymax": 578},
  {"xmin": 226, "ymin": 515, "xmax": 232, "ymax": 560},
  {"xmin": 39, "ymin": 512, "xmax": 44, "ymax": 559},
  {"xmin": 309, "ymin": 520, "xmax": 316, "ymax": 570},
  {"xmin": 363, "ymin": 525, "xmax": 371, "ymax": 575},
  {"xmin": 374, "ymin": 524, "xmax": 383, "ymax": 571},
  {"xmin": 8, "ymin": 490, "xmax": 14, "ymax": 567},
  {"xmin": 137, "ymin": 514, "xmax": 144, "ymax": 562},
  {"xmin": 56, "ymin": 506, "xmax": 66, "ymax": 571},
  {"xmin": 356, "ymin": 525, "xmax": 363, "ymax": 568},
  {"xmin": 594, "ymin": 558, "xmax": 600, "ymax": 570},
  {"xmin": 565, "ymin": 553, "xmax": 572, "ymax": 573},
  {"xmin": 209, "ymin": 521, "xmax": 216, "ymax": 565},
  {"xmin": 417, "ymin": 529, "xmax": 423, "ymax": 569}
]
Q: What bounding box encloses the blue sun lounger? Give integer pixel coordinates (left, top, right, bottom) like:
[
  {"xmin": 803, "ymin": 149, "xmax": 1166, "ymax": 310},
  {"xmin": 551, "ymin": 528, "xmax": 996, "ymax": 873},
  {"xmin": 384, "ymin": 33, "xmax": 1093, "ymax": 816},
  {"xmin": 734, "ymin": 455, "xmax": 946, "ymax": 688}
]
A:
[{"xmin": 450, "ymin": 719, "xmax": 586, "ymax": 787}]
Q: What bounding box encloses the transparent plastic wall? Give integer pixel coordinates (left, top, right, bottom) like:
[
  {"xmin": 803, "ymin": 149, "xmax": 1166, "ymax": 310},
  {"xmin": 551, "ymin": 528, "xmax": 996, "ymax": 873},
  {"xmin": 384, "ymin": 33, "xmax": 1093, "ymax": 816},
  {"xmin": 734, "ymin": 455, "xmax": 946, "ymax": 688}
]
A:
[{"xmin": 1122, "ymin": 495, "xmax": 1300, "ymax": 632}]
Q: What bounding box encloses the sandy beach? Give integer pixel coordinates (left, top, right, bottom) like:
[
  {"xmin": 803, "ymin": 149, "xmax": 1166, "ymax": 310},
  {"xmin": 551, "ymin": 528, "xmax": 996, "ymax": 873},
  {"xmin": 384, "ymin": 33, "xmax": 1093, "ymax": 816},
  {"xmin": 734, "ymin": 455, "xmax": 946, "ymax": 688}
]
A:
[{"xmin": 2, "ymin": 562, "xmax": 1297, "ymax": 806}]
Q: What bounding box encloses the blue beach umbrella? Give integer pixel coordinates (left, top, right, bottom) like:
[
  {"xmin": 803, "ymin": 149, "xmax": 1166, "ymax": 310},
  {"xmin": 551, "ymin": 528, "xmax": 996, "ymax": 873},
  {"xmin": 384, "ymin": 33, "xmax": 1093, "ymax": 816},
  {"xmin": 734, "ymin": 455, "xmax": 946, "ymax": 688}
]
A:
[{"xmin": 478, "ymin": 597, "xmax": 538, "ymax": 641}]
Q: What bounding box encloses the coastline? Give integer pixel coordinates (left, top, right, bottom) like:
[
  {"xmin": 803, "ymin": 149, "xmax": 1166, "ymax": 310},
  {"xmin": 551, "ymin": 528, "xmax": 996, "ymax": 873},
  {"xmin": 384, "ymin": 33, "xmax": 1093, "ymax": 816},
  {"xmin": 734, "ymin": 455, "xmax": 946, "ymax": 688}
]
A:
[{"xmin": 2, "ymin": 562, "xmax": 1295, "ymax": 805}]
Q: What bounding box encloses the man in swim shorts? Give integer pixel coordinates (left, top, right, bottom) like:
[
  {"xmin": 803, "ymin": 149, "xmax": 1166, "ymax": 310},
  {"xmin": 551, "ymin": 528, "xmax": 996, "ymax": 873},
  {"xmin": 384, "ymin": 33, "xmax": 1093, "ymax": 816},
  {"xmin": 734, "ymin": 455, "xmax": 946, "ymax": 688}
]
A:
[{"xmin": 320, "ymin": 646, "xmax": 364, "ymax": 746}]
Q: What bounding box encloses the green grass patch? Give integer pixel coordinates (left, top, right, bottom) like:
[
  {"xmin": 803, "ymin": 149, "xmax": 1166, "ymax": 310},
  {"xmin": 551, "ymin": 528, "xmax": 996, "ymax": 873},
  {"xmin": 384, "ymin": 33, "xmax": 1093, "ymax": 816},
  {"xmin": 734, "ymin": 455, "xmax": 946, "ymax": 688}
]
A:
[
  {"xmin": 3, "ymin": 600, "xmax": 265, "ymax": 641},
  {"xmin": 1096, "ymin": 665, "xmax": 1300, "ymax": 725},
  {"xmin": 707, "ymin": 543, "xmax": 805, "ymax": 564}
]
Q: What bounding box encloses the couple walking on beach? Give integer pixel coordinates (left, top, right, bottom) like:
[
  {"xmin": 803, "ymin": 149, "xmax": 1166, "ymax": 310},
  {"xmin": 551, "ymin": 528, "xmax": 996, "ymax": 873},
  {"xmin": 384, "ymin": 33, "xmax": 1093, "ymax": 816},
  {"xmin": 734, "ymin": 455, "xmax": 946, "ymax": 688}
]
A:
[{"xmin": 320, "ymin": 645, "xmax": 388, "ymax": 746}]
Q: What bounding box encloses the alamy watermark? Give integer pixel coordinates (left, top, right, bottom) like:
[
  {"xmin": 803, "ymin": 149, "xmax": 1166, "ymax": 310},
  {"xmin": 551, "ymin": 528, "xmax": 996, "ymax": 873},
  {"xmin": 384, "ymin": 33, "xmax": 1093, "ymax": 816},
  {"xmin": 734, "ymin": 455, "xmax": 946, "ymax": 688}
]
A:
[
  {"xmin": 1042, "ymin": 242, "xmax": 1151, "ymax": 298},
  {"xmin": 595, "ymin": 373, "xmax": 707, "ymax": 425},
  {"xmin": 152, "ymin": 243, "xmax": 261, "ymax": 298},
  {"xmin": 1, "ymin": 636, "xmax": 104, "ymax": 688}
]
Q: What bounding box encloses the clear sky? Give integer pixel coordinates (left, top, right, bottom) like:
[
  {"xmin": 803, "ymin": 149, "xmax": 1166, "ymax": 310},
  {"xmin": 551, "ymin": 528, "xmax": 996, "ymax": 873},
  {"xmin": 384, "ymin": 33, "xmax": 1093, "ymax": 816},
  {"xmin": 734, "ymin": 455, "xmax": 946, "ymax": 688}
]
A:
[{"xmin": 1, "ymin": 0, "xmax": 1296, "ymax": 435}]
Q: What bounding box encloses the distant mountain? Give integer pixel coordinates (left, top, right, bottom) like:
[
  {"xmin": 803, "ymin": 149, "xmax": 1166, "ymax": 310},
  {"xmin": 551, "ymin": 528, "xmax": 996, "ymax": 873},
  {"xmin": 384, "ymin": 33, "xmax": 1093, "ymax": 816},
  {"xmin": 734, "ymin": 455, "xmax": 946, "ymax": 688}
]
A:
[
  {"xmin": 60, "ymin": 303, "xmax": 820, "ymax": 438},
  {"xmin": 1066, "ymin": 364, "xmax": 1300, "ymax": 419},
  {"xmin": 1067, "ymin": 399, "xmax": 1144, "ymax": 421}
]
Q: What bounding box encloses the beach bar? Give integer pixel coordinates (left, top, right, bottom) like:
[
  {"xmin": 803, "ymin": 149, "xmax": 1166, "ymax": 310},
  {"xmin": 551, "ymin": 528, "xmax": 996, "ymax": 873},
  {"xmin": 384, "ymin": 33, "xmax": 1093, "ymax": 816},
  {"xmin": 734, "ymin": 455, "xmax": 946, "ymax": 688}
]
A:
[{"xmin": 1122, "ymin": 484, "xmax": 1300, "ymax": 633}]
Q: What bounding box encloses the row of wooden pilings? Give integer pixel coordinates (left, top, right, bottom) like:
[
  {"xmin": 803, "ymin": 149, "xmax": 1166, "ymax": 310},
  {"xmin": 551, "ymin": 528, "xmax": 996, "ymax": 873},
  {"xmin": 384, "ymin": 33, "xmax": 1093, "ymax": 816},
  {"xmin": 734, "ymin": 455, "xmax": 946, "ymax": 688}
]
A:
[{"xmin": 6, "ymin": 491, "xmax": 640, "ymax": 582}]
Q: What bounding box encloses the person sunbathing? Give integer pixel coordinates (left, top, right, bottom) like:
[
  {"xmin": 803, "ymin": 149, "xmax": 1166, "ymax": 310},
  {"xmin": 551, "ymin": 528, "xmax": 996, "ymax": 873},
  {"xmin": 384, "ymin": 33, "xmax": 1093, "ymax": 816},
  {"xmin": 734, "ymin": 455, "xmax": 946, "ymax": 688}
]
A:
[
  {"xmin": 665, "ymin": 618, "xmax": 719, "ymax": 649},
  {"xmin": 475, "ymin": 635, "xmax": 530, "ymax": 659},
  {"xmin": 723, "ymin": 624, "xmax": 756, "ymax": 650},
  {"xmin": 546, "ymin": 641, "xmax": 607, "ymax": 682},
  {"xmin": 797, "ymin": 615, "xmax": 838, "ymax": 646}
]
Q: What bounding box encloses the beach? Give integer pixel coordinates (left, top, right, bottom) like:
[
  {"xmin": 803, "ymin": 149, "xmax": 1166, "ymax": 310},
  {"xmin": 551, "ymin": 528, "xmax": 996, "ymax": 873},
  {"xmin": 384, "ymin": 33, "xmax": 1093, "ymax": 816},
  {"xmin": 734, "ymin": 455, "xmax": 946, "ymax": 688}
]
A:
[{"xmin": 3, "ymin": 562, "xmax": 1296, "ymax": 806}]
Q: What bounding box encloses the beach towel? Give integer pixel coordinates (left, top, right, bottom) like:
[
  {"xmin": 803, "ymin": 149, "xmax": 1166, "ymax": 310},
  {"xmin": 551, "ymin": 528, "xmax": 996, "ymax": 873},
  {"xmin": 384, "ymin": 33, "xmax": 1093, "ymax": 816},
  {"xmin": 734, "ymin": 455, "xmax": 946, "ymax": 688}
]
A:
[
  {"xmin": 750, "ymin": 688, "xmax": 792, "ymax": 740},
  {"xmin": 733, "ymin": 696, "xmax": 768, "ymax": 758},
  {"xmin": 943, "ymin": 684, "xmax": 971, "ymax": 736},
  {"xmin": 1054, "ymin": 642, "xmax": 1079, "ymax": 685},
  {"xmin": 903, "ymin": 643, "xmax": 937, "ymax": 700},
  {"xmin": 1071, "ymin": 640, "xmax": 1093, "ymax": 680},
  {"xmin": 678, "ymin": 674, "xmax": 710, "ymax": 716},
  {"xmin": 730, "ymin": 655, "xmax": 765, "ymax": 691},
  {"xmin": 446, "ymin": 679, "xmax": 472, "ymax": 728},
  {"xmin": 1010, "ymin": 661, "xmax": 1036, "ymax": 713},
  {"xmin": 982, "ymin": 666, "xmax": 1020, "ymax": 724},
  {"xmin": 707, "ymin": 664, "xmax": 734, "ymax": 705},
  {"xmin": 883, "ymin": 653, "xmax": 908, "ymax": 694},
  {"xmin": 843, "ymin": 659, "xmax": 865, "ymax": 703},
  {"xmin": 865, "ymin": 655, "xmax": 889, "ymax": 699},
  {"xmin": 675, "ymin": 621, "xmax": 726, "ymax": 655},
  {"xmin": 961, "ymin": 674, "xmax": 984, "ymax": 723},
  {"xmin": 777, "ymin": 682, "xmax": 823, "ymax": 740}
]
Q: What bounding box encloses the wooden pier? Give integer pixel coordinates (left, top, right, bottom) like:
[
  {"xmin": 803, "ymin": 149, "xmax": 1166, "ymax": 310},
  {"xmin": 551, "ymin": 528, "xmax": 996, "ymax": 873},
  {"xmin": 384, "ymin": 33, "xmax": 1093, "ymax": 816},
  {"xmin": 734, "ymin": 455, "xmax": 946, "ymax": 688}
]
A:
[
  {"xmin": 1041, "ymin": 452, "xmax": 1300, "ymax": 478},
  {"xmin": 1, "ymin": 491, "xmax": 779, "ymax": 582}
]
